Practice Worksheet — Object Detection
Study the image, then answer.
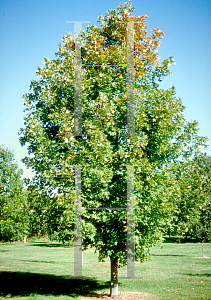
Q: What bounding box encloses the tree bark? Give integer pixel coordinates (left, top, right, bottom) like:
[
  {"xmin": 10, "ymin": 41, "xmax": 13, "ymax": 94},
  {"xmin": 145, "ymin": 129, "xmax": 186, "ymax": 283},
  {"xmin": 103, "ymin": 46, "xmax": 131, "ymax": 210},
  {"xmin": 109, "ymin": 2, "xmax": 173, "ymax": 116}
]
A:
[
  {"xmin": 202, "ymin": 242, "xmax": 204, "ymax": 258},
  {"xmin": 110, "ymin": 256, "xmax": 118, "ymax": 298}
]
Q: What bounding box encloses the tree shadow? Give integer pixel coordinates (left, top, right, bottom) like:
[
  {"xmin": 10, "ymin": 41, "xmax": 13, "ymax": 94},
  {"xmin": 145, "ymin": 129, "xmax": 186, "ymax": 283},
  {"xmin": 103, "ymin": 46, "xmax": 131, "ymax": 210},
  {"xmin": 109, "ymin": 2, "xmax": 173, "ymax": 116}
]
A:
[
  {"xmin": 19, "ymin": 260, "xmax": 57, "ymax": 263},
  {"xmin": 28, "ymin": 241, "xmax": 69, "ymax": 247},
  {"xmin": 0, "ymin": 271, "xmax": 110, "ymax": 298},
  {"xmin": 151, "ymin": 254, "xmax": 185, "ymax": 257},
  {"xmin": 183, "ymin": 273, "xmax": 211, "ymax": 277}
]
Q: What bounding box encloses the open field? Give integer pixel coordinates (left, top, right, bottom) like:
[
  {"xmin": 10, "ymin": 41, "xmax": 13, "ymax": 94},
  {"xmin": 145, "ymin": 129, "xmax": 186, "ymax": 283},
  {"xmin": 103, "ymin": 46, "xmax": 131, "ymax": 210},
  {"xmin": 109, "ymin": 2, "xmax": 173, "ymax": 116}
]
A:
[{"xmin": 0, "ymin": 238, "xmax": 210, "ymax": 299}]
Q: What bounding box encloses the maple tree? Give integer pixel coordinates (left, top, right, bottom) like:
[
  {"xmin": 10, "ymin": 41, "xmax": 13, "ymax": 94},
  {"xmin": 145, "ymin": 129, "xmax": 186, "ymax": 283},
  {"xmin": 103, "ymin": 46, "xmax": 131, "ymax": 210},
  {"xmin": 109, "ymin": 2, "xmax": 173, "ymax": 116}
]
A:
[{"xmin": 19, "ymin": 1, "xmax": 208, "ymax": 297}]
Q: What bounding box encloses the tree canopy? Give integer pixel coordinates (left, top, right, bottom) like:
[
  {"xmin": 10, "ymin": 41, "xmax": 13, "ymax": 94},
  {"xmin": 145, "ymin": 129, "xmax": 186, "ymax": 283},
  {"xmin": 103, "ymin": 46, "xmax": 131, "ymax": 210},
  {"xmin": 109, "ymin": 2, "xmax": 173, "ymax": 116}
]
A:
[{"xmin": 19, "ymin": 1, "xmax": 209, "ymax": 297}]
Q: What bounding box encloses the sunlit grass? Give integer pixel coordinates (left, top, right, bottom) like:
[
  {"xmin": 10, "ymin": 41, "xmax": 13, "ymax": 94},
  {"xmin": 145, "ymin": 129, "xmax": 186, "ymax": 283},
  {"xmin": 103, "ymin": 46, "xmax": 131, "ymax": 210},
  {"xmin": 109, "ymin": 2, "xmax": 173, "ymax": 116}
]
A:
[{"xmin": 0, "ymin": 238, "xmax": 210, "ymax": 299}]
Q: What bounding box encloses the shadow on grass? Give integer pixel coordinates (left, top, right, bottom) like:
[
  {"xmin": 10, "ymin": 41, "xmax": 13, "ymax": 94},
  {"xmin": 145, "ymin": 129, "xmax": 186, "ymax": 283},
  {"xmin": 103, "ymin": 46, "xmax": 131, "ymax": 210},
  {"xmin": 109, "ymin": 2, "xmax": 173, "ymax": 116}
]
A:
[
  {"xmin": 19, "ymin": 260, "xmax": 57, "ymax": 263},
  {"xmin": 28, "ymin": 242, "xmax": 69, "ymax": 248},
  {"xmin": 151, "ymin": 254, "xmax": 185, "ymax": 257},
  {"xmin": 184, "ymin": 273, "xmax": 211, "ymax": 277},
  {"xmin": 163, "ymin": 237, "xmax": 199, "ymax": 243},
  {"xmin": 0, "ymin": 271, "xmax": 110, "ymax": 298}
]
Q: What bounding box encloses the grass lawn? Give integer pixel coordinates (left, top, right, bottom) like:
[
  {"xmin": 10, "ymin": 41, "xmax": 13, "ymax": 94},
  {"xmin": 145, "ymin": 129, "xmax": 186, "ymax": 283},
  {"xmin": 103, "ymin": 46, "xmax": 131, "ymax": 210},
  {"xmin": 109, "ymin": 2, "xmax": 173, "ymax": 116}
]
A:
[{"xmin": 0, "ymin": 238, "xmax": 210, "ymax": 299}]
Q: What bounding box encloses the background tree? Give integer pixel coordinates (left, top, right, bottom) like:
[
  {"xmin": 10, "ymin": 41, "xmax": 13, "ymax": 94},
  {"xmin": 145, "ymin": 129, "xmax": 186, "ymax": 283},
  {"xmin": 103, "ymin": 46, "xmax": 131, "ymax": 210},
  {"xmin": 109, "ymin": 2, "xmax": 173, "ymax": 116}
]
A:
[
  {"xmin": 189, "ymin": 198, "xmax": 211, "ymax": 257},
  {"xmin": 19, "ymin": 1, "xmax": 208, "ymax": 297},
  {"xmin": 165, "ymin": 154, "xmax": 211, "ymax": 243},
  {"xmin": 183, "ymin": 155, "xmax": 211, "ymax": 256},
  {"xmin": 25, "ymin": 177, "xmax": 75, "ymax": 244},
  {"xmin": 24, "ymin": 179, "xmax": 49, "ymax": 240},
  {"xmin": 0, "ymin": 146, "xmax": 28, "ymax": 242}
]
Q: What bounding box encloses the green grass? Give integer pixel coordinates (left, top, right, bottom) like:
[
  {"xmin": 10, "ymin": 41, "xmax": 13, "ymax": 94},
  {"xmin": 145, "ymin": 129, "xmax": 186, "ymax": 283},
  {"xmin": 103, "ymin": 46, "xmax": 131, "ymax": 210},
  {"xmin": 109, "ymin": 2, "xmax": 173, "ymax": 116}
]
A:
[{"xmin": 0, "ymin": 238, "xmax": 210, "ymax": 299}]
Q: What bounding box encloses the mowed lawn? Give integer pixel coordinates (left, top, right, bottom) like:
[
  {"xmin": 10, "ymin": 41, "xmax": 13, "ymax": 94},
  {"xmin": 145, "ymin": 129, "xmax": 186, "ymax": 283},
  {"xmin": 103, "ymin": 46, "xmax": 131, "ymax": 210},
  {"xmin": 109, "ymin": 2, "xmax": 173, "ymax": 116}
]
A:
[{"xmin": 0, "ymin": 238, "xmax": 210, "ymax": 299}]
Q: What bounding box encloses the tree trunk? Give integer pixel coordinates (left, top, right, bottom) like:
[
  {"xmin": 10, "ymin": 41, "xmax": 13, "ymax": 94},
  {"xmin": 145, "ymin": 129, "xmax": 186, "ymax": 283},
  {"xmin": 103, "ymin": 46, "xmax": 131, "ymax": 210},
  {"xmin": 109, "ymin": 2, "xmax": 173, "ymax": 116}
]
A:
[
  {"xmin": 202, "ymin": 242, "xmax": 204, "ymax": 258},
  {"xmin": 110, "ymin": 256, "xmax": 118, "ymax": 298}
]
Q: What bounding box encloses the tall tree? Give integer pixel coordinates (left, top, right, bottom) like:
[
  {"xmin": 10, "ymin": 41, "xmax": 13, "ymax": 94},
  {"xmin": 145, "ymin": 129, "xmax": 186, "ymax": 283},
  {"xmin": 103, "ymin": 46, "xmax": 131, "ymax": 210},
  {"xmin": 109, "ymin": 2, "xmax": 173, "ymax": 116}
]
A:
[
  {"xmin": 0, "ymin": 146, "xmax": 28, "ymax": 242},
  {"xmin": 19, "ymin": 1, "xmax": 208, "ymax": 297}
]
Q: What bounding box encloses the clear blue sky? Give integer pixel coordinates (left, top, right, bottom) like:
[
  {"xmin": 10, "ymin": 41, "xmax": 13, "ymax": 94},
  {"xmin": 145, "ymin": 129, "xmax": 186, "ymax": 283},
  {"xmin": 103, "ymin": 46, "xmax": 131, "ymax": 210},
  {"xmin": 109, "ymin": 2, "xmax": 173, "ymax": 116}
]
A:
[{"xmin": 0, "ymin": 0, "xmax": 210, "ymax": 179}]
